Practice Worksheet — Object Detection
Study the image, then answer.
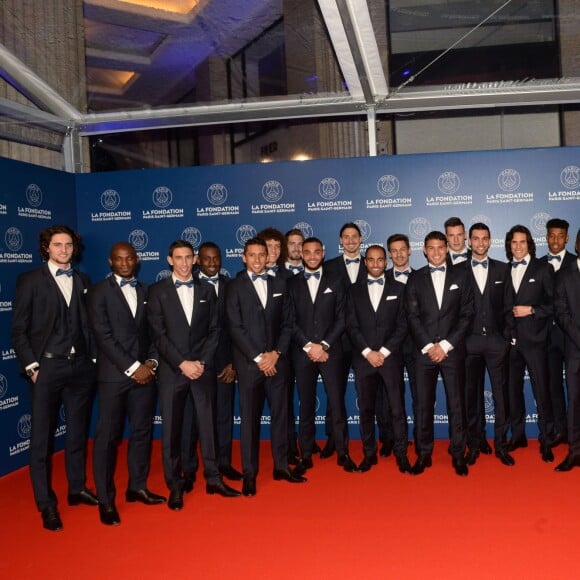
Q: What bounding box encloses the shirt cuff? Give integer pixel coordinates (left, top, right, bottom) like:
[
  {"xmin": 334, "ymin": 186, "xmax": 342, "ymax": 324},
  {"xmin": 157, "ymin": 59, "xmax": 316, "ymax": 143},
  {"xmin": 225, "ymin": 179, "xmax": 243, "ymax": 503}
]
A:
[
  {"xmin": 25, "ymin": 362, "xmax": 40, "ymax": 372},
  {"xmin": 421, "ymin": 343, "xmax": 434, "ymax": 354},
  {"xmin": 254, "ymin": 354, "xmax": 263, "ymax": 363},
  {"xmin": 125, "ymin": 361, "xmax": 141, "ymax": 376},
  {"xmin": 439, "ymin": 340, "xmax": 453, "ymax": 354},
  {"xmin": 379, "ymin": 347, "xmax": 391, "ymax": 358},
  {"xmin": 303, "ymin": 342, "xmax": 312, "ymax": 353},
  {"xmin": 362, "ymin": 348, "xmax": 371, "ymax": 358}
]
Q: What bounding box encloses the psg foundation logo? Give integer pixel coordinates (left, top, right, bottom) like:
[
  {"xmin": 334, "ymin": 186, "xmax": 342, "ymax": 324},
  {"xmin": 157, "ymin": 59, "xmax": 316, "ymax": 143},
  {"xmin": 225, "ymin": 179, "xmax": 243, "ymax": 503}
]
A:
[
  {"xmin": 128, "ymin": 229, "xmax": 149, "ymax": 251},
  {"xmin": 207, "ymin": 184, "xmax": 228, "ymax": 206},
  {"xmin": 25, "ymin": 184, "xmax": 43, "ymax": 207},
  {"xmin": 100, "ymin": 189, "xmax": 120, "ymax": 211},
  {"xmin": 152, "ymin": 186, "xmax": 173, "ymax": 208}
]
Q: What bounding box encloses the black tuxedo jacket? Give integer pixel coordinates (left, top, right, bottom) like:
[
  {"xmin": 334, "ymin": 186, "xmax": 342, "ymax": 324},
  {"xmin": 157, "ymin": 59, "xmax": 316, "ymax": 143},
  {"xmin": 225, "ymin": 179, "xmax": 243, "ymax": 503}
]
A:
[
  {"xmin": 225, "ymin": 271, "xmax": 292, "ymax": 369},
  {"xmin": 12, "ymin": 263, "xmax": 94, "ymax": 368},
  {"xmin": 540, "ymin": 250, "xmax": 577, "ymax": 272},
  {"xmin": 346, "ymin": 277, "xmax": 407, "ymax": 369},
  {"xmin": 287, "ymin": 269, "xmax": 345, "ymax": 350},
  {"xmin": 466, "ymin": 257, "xmax": 513, "ymax": 337},
  {"xmin": 405, "ymin": 264, "xmax": 474, "ymax": 350},
  {"xmin": 507, "ymin": 257, "xmax": 554, "ymax": 346},
  {"xmin": 324, "ymin": 255, "xmax": 366, "ymax": 289},
  {"xmin": 554, "ymin": 261, "xmax": 580, "ymax": 359},
  {"xmin": 147, "ymin": 276, "xmax": 219, "ymax": 381},
  {"xmin": 88, "ymin": 276, "xmax": 156, "ymax": 382}
]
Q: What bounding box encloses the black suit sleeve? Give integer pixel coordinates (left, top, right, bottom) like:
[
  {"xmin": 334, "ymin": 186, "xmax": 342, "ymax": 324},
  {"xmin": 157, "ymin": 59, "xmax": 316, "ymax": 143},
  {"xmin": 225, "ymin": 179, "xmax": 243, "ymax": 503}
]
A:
[{"xmin": 11, "ymin": 270, "xmax": 37, "ymax": 367}]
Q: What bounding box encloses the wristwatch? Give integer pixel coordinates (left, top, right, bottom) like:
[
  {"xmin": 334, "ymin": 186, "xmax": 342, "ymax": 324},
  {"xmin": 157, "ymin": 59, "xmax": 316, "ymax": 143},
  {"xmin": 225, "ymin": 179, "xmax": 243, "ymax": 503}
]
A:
[
  {"xmin": 26, "ymin": 365, "xmax": 39, "ymax": 377},
  {"xmin": 321, "ymin": 342, "xmax": 330, "ymax": 352}
]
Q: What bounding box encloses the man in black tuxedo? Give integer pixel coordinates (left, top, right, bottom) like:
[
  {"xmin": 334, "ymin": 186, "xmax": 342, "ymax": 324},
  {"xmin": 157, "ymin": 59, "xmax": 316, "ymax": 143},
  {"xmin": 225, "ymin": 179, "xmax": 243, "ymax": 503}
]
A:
[
  {"xmin": 225, "ymin": 237, "xmax": 306, "ymax": 496},
  {"xmin": 445, "ymin": 216, "xmax": 471, "ymax": 268},
  {"xmin": 554, "ymin": 229, "xmax": 580, "ymax": 472},
  {"xmin": 464, "ymin": 224, "xmax": 514, "ymax": 467},
  {"xmin": 88, "ymin": 242, "xmax": 166, "ymax": 526},
  {"xmin": 347, "ymin": 245, "xmax": 411, "ymax": 474},
  {"xmin": 11, "ymin": 225, "xmax": 98, "ymax": 531},
  {"xmin": 505, "ymin": 225, "xmax": 555, "ymax": 462},
  {"xmin": 540, "ymin": 218, "xmax": 577, "ymax": 448},
  {"xmin": 258, "ymin": 227, "xmax": 292, "ymax": 280},
  {"xmin": 148, "ymin": 240, "xmax": 240, "ymax": 511},
  {"xmin": 288, "ymin": 237, "xmax": 357, "ymax": 474},
  {"xmin": 323, "ymin": 222, "xmax": 366, "ymax": 458},
  {"xmin": 405, "ymin": 231, "xmax": 474, "ymax": 476}
]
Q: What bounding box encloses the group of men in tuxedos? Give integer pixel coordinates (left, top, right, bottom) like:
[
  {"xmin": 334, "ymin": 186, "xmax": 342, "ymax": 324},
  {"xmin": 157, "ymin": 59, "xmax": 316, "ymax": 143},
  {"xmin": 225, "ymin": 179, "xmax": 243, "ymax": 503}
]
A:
[{"xmin": 11, "ymin": 217, "xmax": 580, "ymax": 531}]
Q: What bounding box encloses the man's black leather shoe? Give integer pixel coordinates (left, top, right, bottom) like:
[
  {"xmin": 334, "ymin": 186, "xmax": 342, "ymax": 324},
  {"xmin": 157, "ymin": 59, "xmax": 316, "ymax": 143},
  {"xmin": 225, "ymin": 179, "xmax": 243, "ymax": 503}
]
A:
[
  {"xmin": 168, "ymin": 489, "xmax": 184, "ymax": 511},
  {"xmin": 219, "ymin": 465, "xmax": 243, "ymax": 481},
  {"xmin": 555, "ymin": 454, "xmax": 580, "ymax": 472},
  {"xmin": 379, "ymin": 440, "xmax": 394, "ymax": 457},
  {"xmin": 337, "ymin": 454, "xmax": 359, "ymax": 472},
  {"xmin": 396, "ymin": 455, "xmax": 413, "ymax": 474},
  {"xmin": 506, "ymin": 438, "xmax": 528, "ymax": 452},
  {"xmin": 126, "ymin": 488, "xmax": 166, "ymax": 505},
  {"xmin": 358, "ymin": 455, "xmax": 378, "ymax": 472},
  {"xmin": 242, "ymin": 478, "xmax": 256, "ymax": 496},
  {"xmin": 99, "ymin": 503, "xmax": 121, "ymax": 526},
  {"xmin": 206, "ymin": 480, "xmax": 241, "ymax": 497},
  {"xmin": 540, "ymin": 443, "xmax": 554, "ymax": 463},
  {"xmin": 273, "ymin": 468, "xmax": 307, "ymax": 483},
  {"xmin": 293, "ymin": 457, "xmax": 313, "ymax": 476},
  {"xmin": 466, "ymin": 448, "xmax": 479, "ymax": 466},
  {"xmin": 319, "ymin": 441, "xmax": 336, "ymax": 459},
  {"xmin": 480, "ymin": 440, "xmax": 493, "ymax": 455},
  {"xmin": 183, "ymin": 474, "xmax": 195, "ymax": 493},
  {"xmin": 67, "ymin": 488, "xmax": 99, "ymax": 506},
  {"xmin": 452, "ymin": 457, "xmax": 469, "ymax": 477},
  {"xmin": 549, "ymin": 433, "xmax": 568, "ymax": 448},
  {"xmin": 411, "ymin": 455, "xmax": 432, "ymax": 475},
  {"xmin": 41, "ymin": 506, "xmax": 63, "ymax": 531},
  {"xmin": 495, "ymin": 450, "xmax": 515, "ymax": 466}
]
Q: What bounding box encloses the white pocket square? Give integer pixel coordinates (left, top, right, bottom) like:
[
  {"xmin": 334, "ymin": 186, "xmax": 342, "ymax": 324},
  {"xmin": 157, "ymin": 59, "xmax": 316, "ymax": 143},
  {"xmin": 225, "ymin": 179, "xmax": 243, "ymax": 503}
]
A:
[
  {"xmin": 323, "ymin": 287, "xmax": 333, "ymax": 294},
  {"xmin": 273, "ymin": 293, "xmax": 283, "ymax": 297},
  {"xmin": 200, "ymin": 299, "xmax": 207, "ymax": 303},
  {"xmin": 83, "ymin": 288, "xmax": 88, "ymax": 294},
  {"xmin": 494, "ymin": 280, "xmax": 503, "ymax": 285},
  {"xmin": 449, "ymin": 284, "xmax": 459, "ymax": 291},
  {"xmin": 528, "ymin": 279, "xmax": 535, "ymax": 283},
  {"xmin": 386, "ymin": 295, "xmax": 398, "ymax": 301}
]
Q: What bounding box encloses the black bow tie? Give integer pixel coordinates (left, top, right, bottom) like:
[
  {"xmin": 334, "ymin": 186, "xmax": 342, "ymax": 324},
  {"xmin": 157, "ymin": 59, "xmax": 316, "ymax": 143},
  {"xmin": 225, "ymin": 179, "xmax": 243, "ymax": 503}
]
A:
[
  {"xmin": 452, "ymin": 252, "xmax": 468, "ymax": 260},
  {"xmin": 394, "ymin": 270, "xmax": 410, "ymax": 278},
  {"xmin": 345, "ymin": 257, "xmax": 360, "ymax": 265},
  {"xmin": 202, "ymin": 276, "xmax": 219, "ymax": 284},
  {"xmin": 430, "ymin": 266, "xmax": 445, "ymax": 273},
  {"xmin": 175, "ymin": 279, "xmax": 194, "ymax": 288},
  {"xmin": 56, "ymin": 268, "xmax": 73, "ymax": 277},
  {"xmin": 548, "ymin": 254, "xmax": 561, "ymax": 262},
  {"xmin": 511, "ymin": 259, "xmax": 527, "ymax": 268},
  {"xmin": 471, "ymin": 260, "xmax": 488, "ymax": 269},
  {"xmin": 251, "ymin": 273, "xmax": 269, "ymax": 281},
  {"xmin": 367, "ymin": 278, "xmax": 384, "ymax": 285},
  {"xmin": 288, "ymin": 264, "xmax": 304, "ymax": 272},
  {"xmin": 120, "ymin": 278, "xmax": 137, "ymax": 287},
  {"xmin": 304, "ymin": 271, "xmax": 321, "ymax": 280}
]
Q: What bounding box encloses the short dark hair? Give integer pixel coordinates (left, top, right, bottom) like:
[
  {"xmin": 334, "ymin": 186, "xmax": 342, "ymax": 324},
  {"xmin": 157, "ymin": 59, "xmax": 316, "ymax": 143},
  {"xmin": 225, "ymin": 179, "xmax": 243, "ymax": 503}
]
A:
[
  {"xmin": 424, "ymin": 231, "xmax": 448, "ymax": 245},
  {"xmin": 285, "ymin": 228, "xmax": 305, "ymax": 241},
  {"xmin": 505, "ymin": 225, "xmax": 536, "ymax": 261},
  {"xmin": 243, "ymin": 237, "xmax": 267, "ymax": 253},
  {"xmin": 468, "ymin": 222, "xmax": 490, "ymax": 237},
  {"xmin": 546, "ymin": 218, "xmax": 570, "ymax": 233},
  {"xmin": 339, "ymin": 222, "xmax": 361, "ymax": 237},
  {"xmin": 257, "ymin": 227, "xmax": 287, "ymax": 265},
  {"xmin": 444, "ymin": 217, "xmax": 465, "ymax": 231},
  {"xmin": 575, "ymin": 229, "xmax": 580, "ymax": 255},
  {"xmin": 39, "ymin": 225, "xmax": 81, "ymax": 261},
  {"xmin": 198, "ymin": 241, "xmax": 221, "ymax": 256},
  {"xmin": 364, "ymin": 244, "xmax": 386, "ymax": 259},
  {"xmin": 302, "ymin": 236, "xmax": 323, "ymax": 247},
  {"xmin": 168, "ymin": 239, "xmax": 194, "ymax": 257},
  {"xmin": 386, "ymin": 233, "xmax": 410, "ymax": 250}
]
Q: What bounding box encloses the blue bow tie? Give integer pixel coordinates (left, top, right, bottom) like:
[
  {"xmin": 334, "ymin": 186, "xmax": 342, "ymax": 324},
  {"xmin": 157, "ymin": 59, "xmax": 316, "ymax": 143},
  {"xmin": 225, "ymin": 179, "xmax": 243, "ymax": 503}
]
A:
[
  {"xmin": 288, "ymin": 264, "xmax": 304, "ymax": 272},
  {"xmin": 472, "ymin": 260, "xmax": 488, "ymax": 269},
  {"xmin": 548, "ymin": 254, "xmax": 561, "ymax": 262},
  {"xmin": 251, "ymin": 273, "xmax": 269, "ymax": 281},
  {"xmin": 56, "ymin": 268, "xmax": 73, "ymax": 277},
  {"xmin": 430, "ymin": 266, "xmax": 446, "ymax": 273},
  {"xmin": 511, "ymin": 259, "xmax": 527, "ymax": 268},
  {"xmin": 367, "ymin": 278, "xmax": 384, "ymax": 285},
  {"xmin": 120, "ymin": 278, "xmax": 137, "ymax": 287},
  {"xmin": 202, "ymin": 276, "xmax": 219, "ymax": 284},
  {"xmin": 175, "ymin": 279, "xmax": 194, "ymax": 288},
  {"xmin": 452, "ymin": 252, "xmax": 468, "ymax": 260},
  {"xmin": 304, "ymin": 271, "xmax": 321, "ymax": 280},
  {"xmin": 345, "ymin": 257, "xmax": 360, "ymax": 265},
  {"xmin": 267, "ymin": 265, "xmax": 279, "ymax": 273},
  {"xmin": 394, "ymin": 270, "xmax": 410, "ymax": 278}
]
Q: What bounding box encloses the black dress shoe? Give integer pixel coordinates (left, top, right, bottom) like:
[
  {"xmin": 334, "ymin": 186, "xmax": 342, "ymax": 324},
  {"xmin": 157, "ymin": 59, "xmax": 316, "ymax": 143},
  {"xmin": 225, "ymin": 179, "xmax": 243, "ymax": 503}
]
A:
[
  {"xmin": 41, "ymin": 506, "xmax": 63, "ymax": 531},
  {"xmin": 411, "ymin": 455, "xmax": 432, "ymax": 475},
  {"xmin": 312, "ymin": 442, "xmax": 322, "ymax": 455},
  {"xmin": 506, "ymin": 438, "xmax": 528, "ymax": 452},
  {"xmin": 379, "ymin": 440, "xmax": 394, "ymax": 457},
  {"xmin": 549, "ymin": 433, "xmax": 568, "ymax": 448},
  {"xmin": 396, "ymin": 455, "xmax": 413, "ymax": 474},
  {"xmin": 99, "ymin": 503, "xmax": 121, "ymax": 526},
  {"xmin": 319, "ymin": 441, "xmax": 336, "ymax": 459},
  {"xmin": 206, "ymin": 480, "xmax": 241, "ymax": 497},
  {"xmin": 293, "ymin": 457, "xmax": 313, "ymax": 476},
  {"xmin": 126, "ymin": 488, "xmax": 167, "ymax": 505},
  {"xmin": 337, "ymin": 454, "xmax": 359, "ymax": 472},
  {"xmin": 466, "ymin": 448, "xmax": 480, "ymax": 466},
  {"xmin": 495, "ymin": 450, "xmax": 515, "ymax": 466},
  {"xmin": 273, "ymin": 468, "xmax": 307, "ymax": 483},
  {"xmin": 452, "ymin": 457, "xmax": 469, "ymax": 477},
  {"xmin": 480, "ymin": 440, "xmax": 493, "ymax": 455},
  {"xmin": 540, "ymin": 443, "xmax": 554, "ymax": 463},
  {"xmin": 242, "ymin": 478, "xmax": 256, "ymax": 496},
  {"xmin": 219, "ymin": 465, "xmax": 244, "ymax": 481},
  {"xmin": 67, "ymin": 488, "xmax": 99, "ymax": 506},
  {"xmin": 358, "ymin": 455, "xmax": 378, "ymax": 473},
  {"xmin": 555, "ymin": 454, "xmax": 580, "ymax": 472},
  {"xmin": 183, "ymin": 474, "xmax": 195, "ymax": 494},
  {"xmin": 168, "ymin": 489, "xmax": 184, "ymax": 511}
]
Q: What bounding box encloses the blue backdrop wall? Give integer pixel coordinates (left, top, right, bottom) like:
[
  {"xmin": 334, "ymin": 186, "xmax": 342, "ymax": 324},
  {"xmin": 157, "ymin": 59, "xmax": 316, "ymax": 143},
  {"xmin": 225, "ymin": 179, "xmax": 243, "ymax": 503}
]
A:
[{"xmin": 1, "ymin": 147, "xmax": 579, "ymax": 476}]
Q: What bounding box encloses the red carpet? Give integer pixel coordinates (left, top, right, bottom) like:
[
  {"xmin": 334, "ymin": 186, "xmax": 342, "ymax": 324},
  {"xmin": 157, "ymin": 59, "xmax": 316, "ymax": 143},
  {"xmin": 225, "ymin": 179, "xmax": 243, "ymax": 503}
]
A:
[{"xmin": 0, "ymin": 440, "xmax": 577, "ymax": 579}]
